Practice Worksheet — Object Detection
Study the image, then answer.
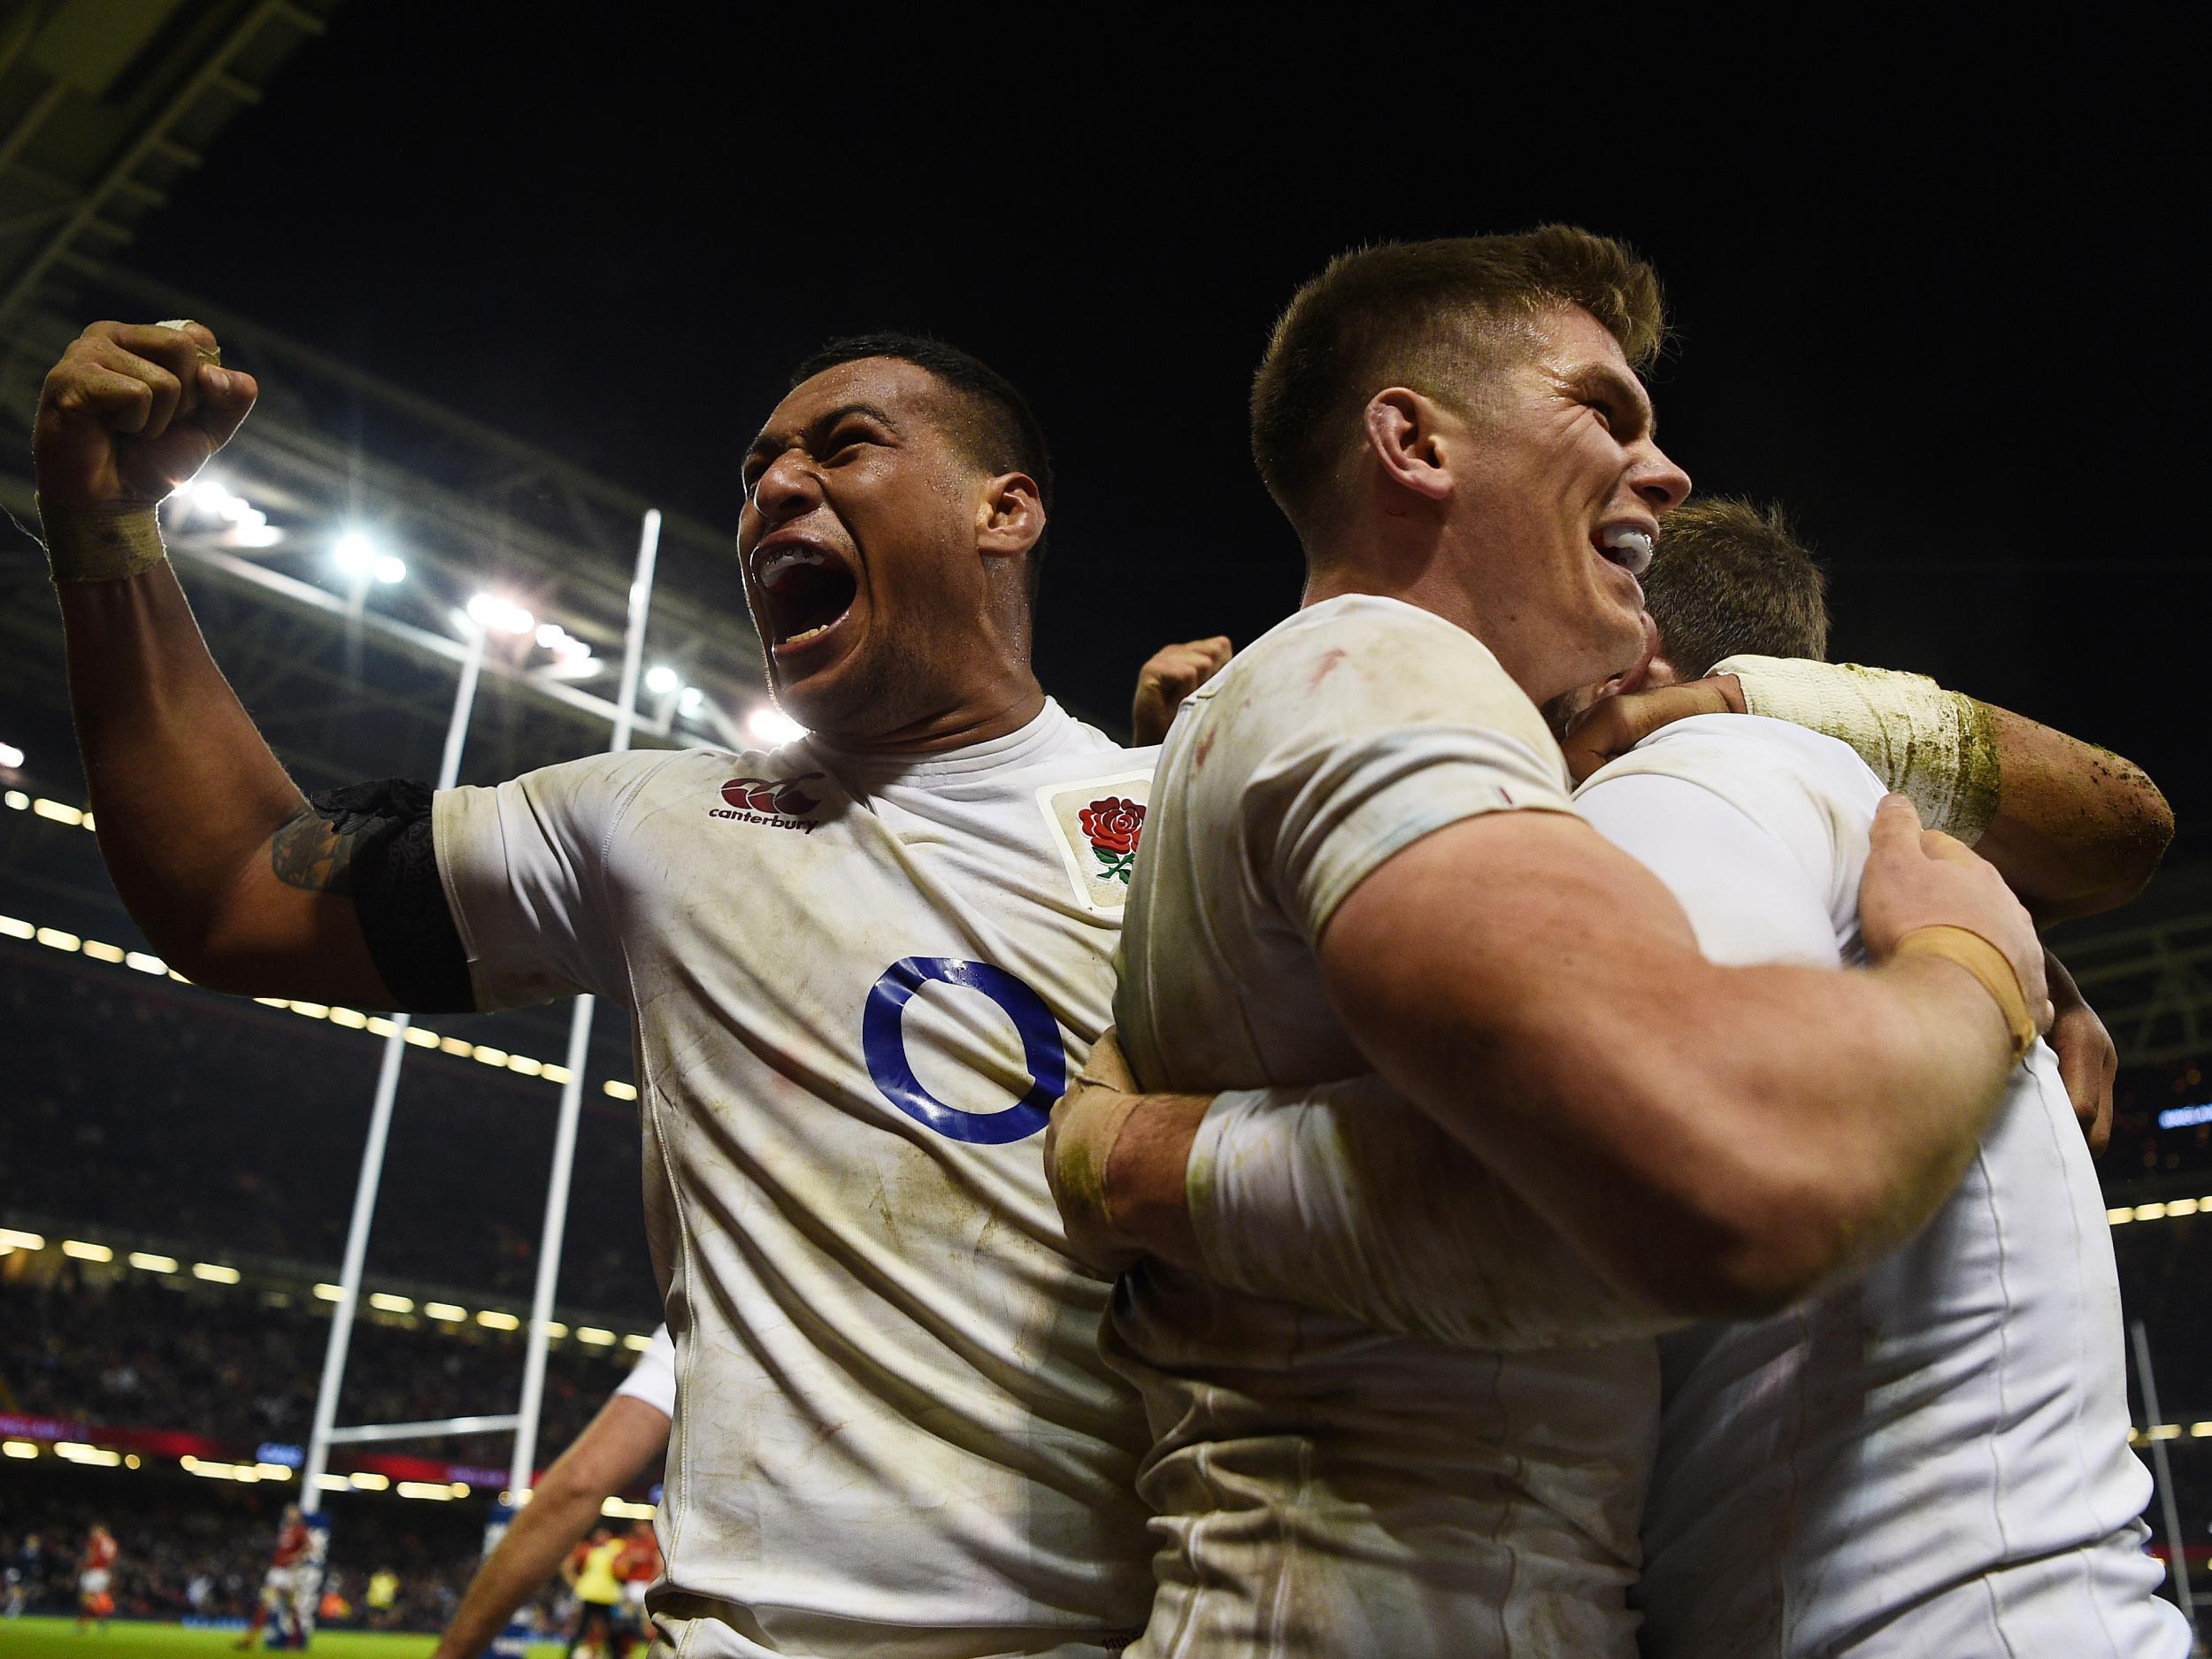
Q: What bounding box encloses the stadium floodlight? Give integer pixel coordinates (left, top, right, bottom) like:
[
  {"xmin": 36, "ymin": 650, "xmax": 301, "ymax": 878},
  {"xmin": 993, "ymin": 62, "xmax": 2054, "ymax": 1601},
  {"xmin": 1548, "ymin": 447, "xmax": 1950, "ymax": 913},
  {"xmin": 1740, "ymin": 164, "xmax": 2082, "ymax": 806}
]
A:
[
  {"xmin": 749, "ymin": 707, "xmax": 807, "ymax": 746},
  {"xmin": 2, "ymin": 1442, "xmax": 36, "ymax": 1460},
  {"xmin": 192, "ymin": 1262, "xmax": 242, "ymax": 1284},
  {"xmin": 476, "ymin": 1309, "xmax": 519, "ymax": 1331},
  {"xmin": 0, "ymin": 742, "xmax": 21, "ymax": 769},
  {"xmin": 61, "ymin": 1240, "xmax": 113, "ymax": 1263},
  {"xmin": 0, "ymin": 1228, "xmax": 43, "ymax": 1250},
  {"xmin": 334, "ymin": 531, "xmax": 377, "ymax": 576},
  {"xmin": 679, "ymin": 687, "xmax": 704, "ymax": 716},
  {"xmin": 127, "ymin": 1251, "xmax": 179, "ymax": 1273},
  {"xmin": 645, "ymin": 664, "xmax": 680, "ymax": 695},
  {"xmin": 368, "ymin": 1292, "xmax": 414, "ymax": 1314},
  {"xmin": 466, "ymin": 592, "xmax": 536, "ymax": 636}
]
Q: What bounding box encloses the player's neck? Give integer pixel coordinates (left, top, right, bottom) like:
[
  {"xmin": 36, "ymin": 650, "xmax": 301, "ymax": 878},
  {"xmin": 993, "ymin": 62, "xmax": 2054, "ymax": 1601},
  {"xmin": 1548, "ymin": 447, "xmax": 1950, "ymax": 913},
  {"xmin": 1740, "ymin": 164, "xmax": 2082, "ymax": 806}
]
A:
[{"xmin": 814, "ymin": 675, "xmax": 1049, "ymax": 757}]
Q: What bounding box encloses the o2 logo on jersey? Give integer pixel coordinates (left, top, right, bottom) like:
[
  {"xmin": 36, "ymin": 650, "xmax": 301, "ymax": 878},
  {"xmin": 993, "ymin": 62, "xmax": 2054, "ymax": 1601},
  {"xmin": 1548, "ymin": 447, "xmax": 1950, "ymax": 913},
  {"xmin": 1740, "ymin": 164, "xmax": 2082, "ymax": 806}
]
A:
[{"xmin": 861, "ymin": 957, "xmax": 1065, "ymax": 1145}]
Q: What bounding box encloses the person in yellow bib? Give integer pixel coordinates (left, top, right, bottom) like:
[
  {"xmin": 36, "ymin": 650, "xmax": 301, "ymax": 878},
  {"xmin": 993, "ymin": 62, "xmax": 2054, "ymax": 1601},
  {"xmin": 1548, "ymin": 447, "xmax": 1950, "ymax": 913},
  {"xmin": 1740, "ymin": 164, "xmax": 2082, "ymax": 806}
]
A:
[{"xmin": 560, "ymin": 1529, "xmax": 626, "ymax": 1659}]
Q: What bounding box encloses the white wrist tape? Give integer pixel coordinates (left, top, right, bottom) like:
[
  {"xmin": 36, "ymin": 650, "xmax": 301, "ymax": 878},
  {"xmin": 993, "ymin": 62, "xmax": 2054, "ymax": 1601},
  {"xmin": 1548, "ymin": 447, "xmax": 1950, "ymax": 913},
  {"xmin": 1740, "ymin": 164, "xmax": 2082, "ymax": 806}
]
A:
[
  {"xmin": 1714, "ymin": 655, "xmax": 2000, "ymax": 843},
  {"xmin": 1189, "ymin": 1082, "xmax": 1679, "ymax": 1350}
]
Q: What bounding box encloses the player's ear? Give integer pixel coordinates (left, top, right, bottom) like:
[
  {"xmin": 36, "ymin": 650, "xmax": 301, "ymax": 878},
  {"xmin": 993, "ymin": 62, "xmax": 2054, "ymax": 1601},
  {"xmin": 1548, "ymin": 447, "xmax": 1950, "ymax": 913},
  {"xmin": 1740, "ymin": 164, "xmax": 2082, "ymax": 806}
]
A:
[
  {"xmin": 1363, "ymin": 388, "xmax": 1455, "ymax": 505},
  {"xmin": 977, "ymin": 471, "xmax": 1044, "ymax": 562}
]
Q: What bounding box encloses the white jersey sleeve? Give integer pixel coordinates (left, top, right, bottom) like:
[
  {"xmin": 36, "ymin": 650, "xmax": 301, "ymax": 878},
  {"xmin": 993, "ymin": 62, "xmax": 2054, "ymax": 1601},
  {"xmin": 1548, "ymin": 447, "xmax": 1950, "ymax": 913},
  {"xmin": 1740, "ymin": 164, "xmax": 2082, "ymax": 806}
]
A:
[
  {"xmin": 433, "ymin": 749, "xmax": 685, "ymax": 1010},
  {"xmin": 1241, "ymin": 603, "xmax": 1578, "ymax": 944},
  {"xmin": 612, "ymin": 1324, "xmax": 676, "ymax": 1419}
]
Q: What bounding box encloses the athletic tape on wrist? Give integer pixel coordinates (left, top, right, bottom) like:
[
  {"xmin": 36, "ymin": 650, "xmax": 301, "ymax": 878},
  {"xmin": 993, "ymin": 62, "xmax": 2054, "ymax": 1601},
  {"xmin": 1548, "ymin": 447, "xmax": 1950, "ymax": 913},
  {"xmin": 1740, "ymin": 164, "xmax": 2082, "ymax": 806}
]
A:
[
  {"xmin": 1048, "ymin": 1086, "xmax": 1146, "ymax": 1243},
  {"xmin": 35, "ymin": 496, "xmax": 167, "ymax": 582},
  {"xmin": 1714, "ymin": 656, "xmax": 2000, "ymax": 843},
  {"xmin": 1893, "ymin": 924, "xmax": 2037, "ymax": 1064}
]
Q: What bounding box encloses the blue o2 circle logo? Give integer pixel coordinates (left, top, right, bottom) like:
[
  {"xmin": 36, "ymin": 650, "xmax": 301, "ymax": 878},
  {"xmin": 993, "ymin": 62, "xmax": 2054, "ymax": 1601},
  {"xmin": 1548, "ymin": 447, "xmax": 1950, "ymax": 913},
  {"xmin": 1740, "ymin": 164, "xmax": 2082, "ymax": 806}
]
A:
[{"xmin": 861, "ymin": 956, "xmax": 1066, "ymax": 1144}]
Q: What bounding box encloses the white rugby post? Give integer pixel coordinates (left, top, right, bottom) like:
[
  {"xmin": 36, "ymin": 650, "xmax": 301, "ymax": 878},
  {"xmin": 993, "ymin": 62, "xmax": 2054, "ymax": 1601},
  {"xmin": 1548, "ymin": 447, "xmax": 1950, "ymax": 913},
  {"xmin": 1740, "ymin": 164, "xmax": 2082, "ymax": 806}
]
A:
[
  {"xmin": 506, "ymin": 508, "xmax": 663, "ymax": 1502},
  {"xmin": 302, "ymin": 617, "xmax": 493, "ymax": 1513},
  {"xmin": 2131, "ymin": 1318, "xmax": 2199, "ymax": 1631}
]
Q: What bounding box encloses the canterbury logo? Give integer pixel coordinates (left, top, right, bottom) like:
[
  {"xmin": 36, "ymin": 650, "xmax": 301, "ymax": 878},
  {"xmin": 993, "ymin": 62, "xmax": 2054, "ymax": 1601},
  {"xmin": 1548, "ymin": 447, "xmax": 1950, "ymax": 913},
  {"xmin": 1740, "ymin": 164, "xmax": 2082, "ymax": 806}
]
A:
[{"xmin": 710, "ymin": 772, "xmax": 827, "ymax": 833}]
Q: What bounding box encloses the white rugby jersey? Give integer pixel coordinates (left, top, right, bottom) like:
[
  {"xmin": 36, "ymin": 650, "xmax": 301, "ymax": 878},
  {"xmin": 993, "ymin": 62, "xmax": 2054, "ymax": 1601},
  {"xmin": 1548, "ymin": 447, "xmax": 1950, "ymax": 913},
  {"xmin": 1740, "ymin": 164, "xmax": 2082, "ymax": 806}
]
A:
[
  {"xmin": 1110, "ymin": 595, "xmax": 1659, "ymax": 1659},
  {"xmin": 1577, "ymin": 715, "xmax": 2184, "ymax": 1659},
  {"xmin": 434, "ymin": 700, "xmax": 1156, "ymax": 1658}
]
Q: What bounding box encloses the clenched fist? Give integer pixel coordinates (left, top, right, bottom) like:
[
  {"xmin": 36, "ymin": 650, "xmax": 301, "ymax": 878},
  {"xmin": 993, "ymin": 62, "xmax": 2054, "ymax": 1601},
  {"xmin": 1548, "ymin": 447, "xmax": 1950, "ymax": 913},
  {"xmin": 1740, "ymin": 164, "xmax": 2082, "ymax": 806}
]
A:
[
  {"xmin": 34, "ymin": 321, "xmax": 257, "ymax": 511},
  {"xmin": 1132, "ymin": 635, "xmax": 1232, "ymax": 746}
]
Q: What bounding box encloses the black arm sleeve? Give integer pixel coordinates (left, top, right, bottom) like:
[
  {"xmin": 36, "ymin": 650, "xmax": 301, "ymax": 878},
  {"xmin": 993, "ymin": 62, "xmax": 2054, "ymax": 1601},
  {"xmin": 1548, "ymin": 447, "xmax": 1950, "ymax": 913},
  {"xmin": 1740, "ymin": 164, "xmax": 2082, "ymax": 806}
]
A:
[{"xmin": 303, "ymin": 779, "xmax": 476, "ymax": 1014}]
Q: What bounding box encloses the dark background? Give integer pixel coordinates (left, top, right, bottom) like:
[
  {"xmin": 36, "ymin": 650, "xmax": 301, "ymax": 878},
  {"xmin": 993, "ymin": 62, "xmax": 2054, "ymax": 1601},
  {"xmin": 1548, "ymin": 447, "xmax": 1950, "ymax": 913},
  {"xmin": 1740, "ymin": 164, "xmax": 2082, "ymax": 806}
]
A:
[{"xmin": 108, "ymin": 18, "xmax": 2202, "ymax": 864}]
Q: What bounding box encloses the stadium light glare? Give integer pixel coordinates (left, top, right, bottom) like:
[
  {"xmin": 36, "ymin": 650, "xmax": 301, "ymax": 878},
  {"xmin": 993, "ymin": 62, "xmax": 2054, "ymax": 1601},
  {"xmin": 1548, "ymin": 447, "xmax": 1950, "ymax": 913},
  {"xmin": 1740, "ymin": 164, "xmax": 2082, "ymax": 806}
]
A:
[
  {"xmin": 57, "ymin": 1443, "xmax": 120, "ymax": 1467},
  {"xmin": 0, "ymin": 742, "xmax": 20, "ymax": 769},
  {"xmin": 535, "ymin": 623, "xmax": 568, "ymax": 649},
  {"xmin": 125, "ymin": 1455, "xmax": 141, "ymax": 1469},
  {"xmin": 396, "ymin": 1481, "xmax": 454, "ymax": 1502},
  {"xmin": 125, "ymin": 951, "xmax": 166, "ymax": 975},
  {"xmin": 374, "ymin": 555, "xmax": 406, "ymax": 583},
  {"xmin": 4, "ymin": 791, "xmax": 25, "ymax": 810},
  {"xmin": 604, "ymin": 1080, "xmax": 638, "ymax": 1102},
  {"xmin": 192, "ymin": 1263, "xmax": 242, "ymax": 1284},
  {"xmin": 2, "ymin": 1442, "xmax": 37, "ymax": 1460},
  {"xmin": 256, "ymin": 1463, "xmax": 296, "ymax": 1480},
  {"xmin": 542, "ymin": 1321, "xmax": 570, "ymax": 1339},
  {"xmin": 33, "ymin": 797, "xmax": 81, "ymax": 826},
  {"xmin": 749, "ymin": 707, "xmax": 807, "ymax": 746},
  {"xmin": 0, "ymin": 916, "xmax": 30, "ymax": 940},
  {"xmin": 578, "ymin": 1326, "xmax": 615, "ymax": 1346},
  {"xmin": 466, "ymin": 593, "xmax": 536, "ymax": 636},
  {"xmin": 368, "ymin": 1293, "xmax": 415, "ymax": 1314},
  {"xmin": 679, "ymin": 687, "xmax": 704, "ymax": 716},
  {"xmin": 35, "ymin": 926, "xmax": 80, "ymax": 951},
  {"xmin": 0, "ymin": 1229, "xmax": 45, "ymax": 1250},
  {"xmin": 476, "ymin": 1310, "xmax": 519, "ymax": 1331},
  {"xmin": 425, "ymin": 1302, "xmax": 466, "ymax": 1322},
  {"xmin": 349, "ymin": 1471, "xmax": 390, "ymax": 1491},
  {"xmin": 82, "ymin": 940, "xmax": 125, "ymax": 964},
  {"xmin": 312, "ymin": 1283, "xmax": 343, "ymax": 1302},
  {"xmin": 61, "ymin": 1240, "xmax": 113, "ymax": 1263},
  {"xmin": 128, "ymin": 1251, "xmax": 180, "ymax": 1273},
  {"xmin": 645, "ymin": 664, "xmax": 680, "ymax": 695},
  {"xmin": 622, "ymin": 1333, "xmax": 652, "ymax": 1353},
  {"xmin": 334, "ymin": 531, "xmax": 379, "ymax": 576}
]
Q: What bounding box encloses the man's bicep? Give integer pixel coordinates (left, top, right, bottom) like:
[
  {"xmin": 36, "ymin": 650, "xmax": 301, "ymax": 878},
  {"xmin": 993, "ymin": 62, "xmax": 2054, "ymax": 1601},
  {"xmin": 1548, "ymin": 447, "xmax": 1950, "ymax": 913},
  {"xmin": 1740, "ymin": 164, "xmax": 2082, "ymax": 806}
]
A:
[{"xmin": 1317, "ymin": 809, "xmax": 1700, "ymax": 1148}]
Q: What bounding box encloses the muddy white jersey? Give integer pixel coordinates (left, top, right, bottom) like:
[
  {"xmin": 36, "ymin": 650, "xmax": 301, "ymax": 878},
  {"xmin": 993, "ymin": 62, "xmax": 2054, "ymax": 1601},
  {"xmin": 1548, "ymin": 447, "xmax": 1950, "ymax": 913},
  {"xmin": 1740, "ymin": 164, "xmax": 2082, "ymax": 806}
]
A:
[
  {"xmin": 434, "ymin": 700, "xmax": 1156, "ymax": 1658},
  {"xmin": 1109, "ymin": 595, "xmax": 1657, "ymax": 1659},
  {"xmin": 1579, "ymin": 715, "xmax": 2183, "ymax": 1659}
]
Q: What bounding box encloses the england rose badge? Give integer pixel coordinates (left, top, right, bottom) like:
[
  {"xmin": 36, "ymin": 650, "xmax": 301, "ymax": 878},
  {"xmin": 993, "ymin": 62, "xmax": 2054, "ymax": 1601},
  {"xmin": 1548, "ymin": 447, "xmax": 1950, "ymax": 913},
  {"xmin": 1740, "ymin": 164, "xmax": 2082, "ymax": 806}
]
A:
[{"xmin": 1037, "ymin": 772, "xmax": 1153, "ymax": 914}]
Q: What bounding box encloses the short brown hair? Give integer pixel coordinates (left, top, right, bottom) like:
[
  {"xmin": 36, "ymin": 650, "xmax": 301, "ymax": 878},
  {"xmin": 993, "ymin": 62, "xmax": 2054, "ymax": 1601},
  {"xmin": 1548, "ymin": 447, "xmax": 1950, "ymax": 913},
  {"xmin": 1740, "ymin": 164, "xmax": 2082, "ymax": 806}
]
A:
[
  {"xmin": 1643, "ymin": 498, "xmax": 1829, "ymax": 674},
  {"xmin": 1250, "ymin": 226, "xmax": 1666, "ymax": 541}
]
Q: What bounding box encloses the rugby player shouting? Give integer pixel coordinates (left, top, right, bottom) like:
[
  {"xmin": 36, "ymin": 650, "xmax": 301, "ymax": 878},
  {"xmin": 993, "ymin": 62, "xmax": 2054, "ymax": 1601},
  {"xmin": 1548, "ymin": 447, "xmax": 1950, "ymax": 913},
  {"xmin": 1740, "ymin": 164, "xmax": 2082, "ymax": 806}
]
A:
[{"xmin": 36, "ymin": 323, "xmax": 1192, "ymax": 1657}]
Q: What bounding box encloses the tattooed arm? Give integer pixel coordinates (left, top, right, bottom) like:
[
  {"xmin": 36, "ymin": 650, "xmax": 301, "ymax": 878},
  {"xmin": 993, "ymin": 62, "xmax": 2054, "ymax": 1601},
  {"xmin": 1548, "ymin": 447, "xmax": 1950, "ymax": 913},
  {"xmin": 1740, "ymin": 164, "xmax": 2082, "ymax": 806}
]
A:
[{"xmin": 56, "ymin": 565, "xmax": 403, "ymax": 1005}]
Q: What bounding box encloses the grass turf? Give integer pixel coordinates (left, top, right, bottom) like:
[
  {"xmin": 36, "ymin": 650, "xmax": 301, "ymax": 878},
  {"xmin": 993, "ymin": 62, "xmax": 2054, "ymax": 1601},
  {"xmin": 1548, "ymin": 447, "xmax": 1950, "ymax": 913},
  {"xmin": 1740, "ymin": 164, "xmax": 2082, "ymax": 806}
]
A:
[{"xmin": 0, "ymin": 1618, "xmax": 567, "ymax": 1656}]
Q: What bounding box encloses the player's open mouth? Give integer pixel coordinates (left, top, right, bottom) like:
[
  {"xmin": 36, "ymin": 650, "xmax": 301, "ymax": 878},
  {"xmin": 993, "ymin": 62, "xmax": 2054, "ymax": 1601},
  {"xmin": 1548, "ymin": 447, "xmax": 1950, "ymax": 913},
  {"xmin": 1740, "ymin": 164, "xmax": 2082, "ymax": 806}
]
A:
[{"xmin": 754, "ymin": 541, "xmax": 859, "ymax": 655}]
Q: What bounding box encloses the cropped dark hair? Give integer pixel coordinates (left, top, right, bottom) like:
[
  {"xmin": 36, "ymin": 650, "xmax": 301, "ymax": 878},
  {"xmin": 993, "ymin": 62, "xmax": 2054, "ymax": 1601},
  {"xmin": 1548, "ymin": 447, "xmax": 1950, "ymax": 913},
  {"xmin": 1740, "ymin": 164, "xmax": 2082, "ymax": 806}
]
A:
[
  {"xmin": 1643, "ymin": 498, "xmax": 1830, "ymax": 675},
  {"xmin": 791, "ymin": 333, "xmax": 1053, "ymax": 609},
  {"xmin": 1252, "ymin": 226, "xmax": 1665, "ymax": 545}
]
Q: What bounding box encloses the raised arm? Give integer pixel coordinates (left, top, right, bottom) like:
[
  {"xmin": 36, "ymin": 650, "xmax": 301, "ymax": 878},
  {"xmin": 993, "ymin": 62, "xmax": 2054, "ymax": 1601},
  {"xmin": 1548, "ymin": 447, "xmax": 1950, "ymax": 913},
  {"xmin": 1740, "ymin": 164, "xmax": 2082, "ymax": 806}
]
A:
[
  {"xmin": 1560, "ymin": 657, "xmax": 2173, "ymax": 924},
  {"xmin": 37, "ymin": 321, "xmax": 397, "ymax": 1004}
]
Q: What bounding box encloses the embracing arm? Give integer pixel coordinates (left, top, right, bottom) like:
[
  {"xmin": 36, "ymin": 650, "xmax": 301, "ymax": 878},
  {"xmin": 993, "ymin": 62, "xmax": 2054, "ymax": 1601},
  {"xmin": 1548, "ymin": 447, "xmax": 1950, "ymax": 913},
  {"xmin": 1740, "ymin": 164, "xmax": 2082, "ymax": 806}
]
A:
[
  {"xmin": 1314, "ymin": 800, "xmax": 2033, "ymax": 1318},
  {"xmin": 38, "ymin": 321, "xmax": 408, "ymax": 1005},
  {"xmin": 1563, "ymin": 657, "xmax": 2172, "ymax": 925}
]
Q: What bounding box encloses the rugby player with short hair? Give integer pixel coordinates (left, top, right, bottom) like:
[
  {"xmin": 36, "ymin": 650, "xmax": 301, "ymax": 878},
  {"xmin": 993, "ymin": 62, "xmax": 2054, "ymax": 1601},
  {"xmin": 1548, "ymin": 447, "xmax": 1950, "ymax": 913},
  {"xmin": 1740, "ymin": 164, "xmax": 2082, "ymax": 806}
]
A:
[
  {"xmin": 1059, "ymin": 495, "xmax": 2180, "ymax": 1655},
  {"xmin": 36, "ymin": 323, "xmax": 1202, "ymax": 1656},
  {"xmin": 1050, "ymin": 227, "xmax": 2095, "ymax": 1657}
]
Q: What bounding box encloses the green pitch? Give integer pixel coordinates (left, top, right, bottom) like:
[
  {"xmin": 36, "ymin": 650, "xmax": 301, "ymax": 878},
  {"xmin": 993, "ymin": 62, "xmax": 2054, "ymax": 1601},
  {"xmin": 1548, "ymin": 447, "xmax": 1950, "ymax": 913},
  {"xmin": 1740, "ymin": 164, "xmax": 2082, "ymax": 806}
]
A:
[{"xmin": 0, "ymin": 1619, "xmax": 566, "ymax": 1657}]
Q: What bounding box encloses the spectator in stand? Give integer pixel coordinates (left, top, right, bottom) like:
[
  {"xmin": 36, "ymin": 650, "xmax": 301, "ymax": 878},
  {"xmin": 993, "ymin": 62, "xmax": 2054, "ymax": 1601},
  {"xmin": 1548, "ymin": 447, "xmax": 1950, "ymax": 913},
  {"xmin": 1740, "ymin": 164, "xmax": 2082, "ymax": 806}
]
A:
[
  {"xmin": 434, "ymin": 1328, "xmax": 672, "ymax": 1659},
  {"xmin": 3, "ymin": 1532, "xmax": 40, "ymax": 1617}
]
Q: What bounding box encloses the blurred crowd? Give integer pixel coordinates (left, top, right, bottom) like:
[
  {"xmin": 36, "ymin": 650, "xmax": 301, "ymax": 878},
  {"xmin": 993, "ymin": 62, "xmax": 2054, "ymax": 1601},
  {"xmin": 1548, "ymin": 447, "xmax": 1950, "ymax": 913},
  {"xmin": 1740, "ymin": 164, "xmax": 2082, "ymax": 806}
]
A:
[
  {"xmin": 1, "ymin": 1270, "xmax": 639, "ymax": 1469},
  {"xmin": 2, "ymin": 951, "xmax": 657, "ymax": 1317}
]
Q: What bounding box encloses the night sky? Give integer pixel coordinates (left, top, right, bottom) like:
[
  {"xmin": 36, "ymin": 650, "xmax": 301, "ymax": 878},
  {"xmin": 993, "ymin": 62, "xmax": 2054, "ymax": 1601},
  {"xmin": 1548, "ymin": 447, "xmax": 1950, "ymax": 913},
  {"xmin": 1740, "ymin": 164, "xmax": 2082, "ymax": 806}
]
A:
[{"xmin": 111, "ymin": 16, "xmax": 2203, "ymax": 867}]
